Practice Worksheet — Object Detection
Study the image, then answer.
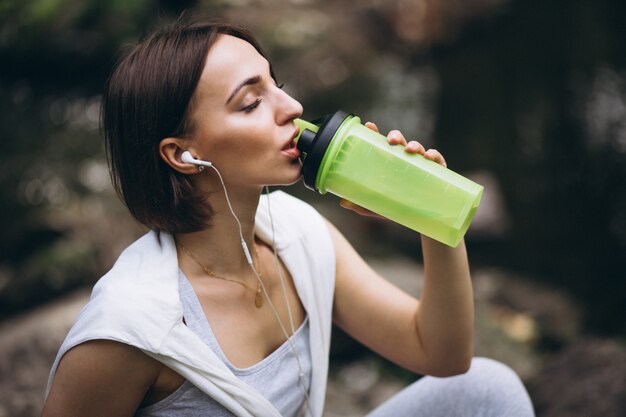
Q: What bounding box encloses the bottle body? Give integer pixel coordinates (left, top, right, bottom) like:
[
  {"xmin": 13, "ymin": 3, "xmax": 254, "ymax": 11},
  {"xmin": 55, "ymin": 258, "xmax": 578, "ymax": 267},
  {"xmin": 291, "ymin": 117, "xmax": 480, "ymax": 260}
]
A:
[{"xmin": 295, "ymin": 113, "xmax": 483, "ymax": 247}]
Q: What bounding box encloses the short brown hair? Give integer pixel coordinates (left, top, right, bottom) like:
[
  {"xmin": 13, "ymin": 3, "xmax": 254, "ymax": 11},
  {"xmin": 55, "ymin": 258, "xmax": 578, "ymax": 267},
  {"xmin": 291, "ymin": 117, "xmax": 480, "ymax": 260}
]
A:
[{"xmin": 102, "ymin": 16, "xmax": 268, "ymax": 233}]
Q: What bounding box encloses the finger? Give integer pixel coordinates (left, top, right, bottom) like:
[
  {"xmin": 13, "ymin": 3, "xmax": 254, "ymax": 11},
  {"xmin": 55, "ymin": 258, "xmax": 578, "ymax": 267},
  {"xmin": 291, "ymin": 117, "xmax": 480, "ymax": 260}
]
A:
[
  {"xmin": 424, "ymin": 149, "xmax": 447, "ymax": 167},
  {"xmin": 339, "ymin": 199, "xmax": 382, "ymax": 218},
  {"xmin": 387, "ymin": 130, "xmax": 407, "ymax": 146},
  {"xmin": 364, "ymin": 121, "xmax": 379, "ymax": 132},
  {"xmin": 405, "ymin": 140, "xmax": 426, "ymax": 155}
]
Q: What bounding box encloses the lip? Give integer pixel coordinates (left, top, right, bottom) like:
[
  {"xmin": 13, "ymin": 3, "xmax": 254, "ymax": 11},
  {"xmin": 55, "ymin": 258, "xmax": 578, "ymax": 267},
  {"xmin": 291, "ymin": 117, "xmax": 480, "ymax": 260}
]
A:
[{"xmin": 281, "ymin": 127, "xmax": 301, "ymax": 159}]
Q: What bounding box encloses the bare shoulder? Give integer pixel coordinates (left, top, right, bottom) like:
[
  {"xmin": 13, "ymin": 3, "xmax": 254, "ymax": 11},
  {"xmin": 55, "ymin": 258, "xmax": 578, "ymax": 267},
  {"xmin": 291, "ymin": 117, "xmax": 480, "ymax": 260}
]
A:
[{"xmin": 42, "ymin": 340, "xmax": 161, "ymax": 417}]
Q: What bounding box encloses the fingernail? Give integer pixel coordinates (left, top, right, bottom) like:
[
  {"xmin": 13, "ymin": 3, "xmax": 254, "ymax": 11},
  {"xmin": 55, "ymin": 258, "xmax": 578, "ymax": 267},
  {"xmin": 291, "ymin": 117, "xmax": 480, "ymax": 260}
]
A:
[{"xmin": 388, "ymin": 130, "xmax": 401, "ymax": 140}]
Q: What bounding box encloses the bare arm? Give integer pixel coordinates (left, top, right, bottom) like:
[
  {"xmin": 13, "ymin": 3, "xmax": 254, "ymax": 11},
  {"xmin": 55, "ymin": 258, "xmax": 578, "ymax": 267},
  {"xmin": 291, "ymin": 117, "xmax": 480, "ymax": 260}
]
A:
[
  {"xmin": 416, "ymin": 236, "xmax": 473, "ymax": 373},
  {"xmin": 42, "ymin": 340, "xmax": 159, "ymax": 417},
  {"xmin": 331, "ymin": 123, "xmax": 473, "ymax": 377}
]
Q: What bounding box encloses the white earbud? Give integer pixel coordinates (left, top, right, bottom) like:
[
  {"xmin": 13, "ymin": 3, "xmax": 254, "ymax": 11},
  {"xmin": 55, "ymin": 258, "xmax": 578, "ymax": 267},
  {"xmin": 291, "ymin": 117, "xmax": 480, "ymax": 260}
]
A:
[{"xmin": 181, "ymin": 151, "xmax": 212, "ymax": 167}]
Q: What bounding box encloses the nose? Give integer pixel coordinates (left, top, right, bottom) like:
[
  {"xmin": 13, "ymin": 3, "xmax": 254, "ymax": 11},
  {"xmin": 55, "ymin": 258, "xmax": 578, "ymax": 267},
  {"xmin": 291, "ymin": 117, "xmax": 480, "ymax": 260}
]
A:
[{"xmin": 275, "ymin": 87, "xmax": 303, "ymax": 124}]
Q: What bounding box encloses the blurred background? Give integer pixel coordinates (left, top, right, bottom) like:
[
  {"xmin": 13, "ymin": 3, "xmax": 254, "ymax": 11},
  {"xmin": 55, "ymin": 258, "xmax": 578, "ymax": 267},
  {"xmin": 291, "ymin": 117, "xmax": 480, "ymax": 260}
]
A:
[{"xmin": 1, "ymin": 0, "xmax": 625, "ymax": 416}]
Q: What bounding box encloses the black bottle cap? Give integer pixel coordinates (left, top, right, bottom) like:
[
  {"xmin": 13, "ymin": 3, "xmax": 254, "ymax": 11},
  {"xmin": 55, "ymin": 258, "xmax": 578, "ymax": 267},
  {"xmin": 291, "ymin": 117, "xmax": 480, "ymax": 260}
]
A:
[{"xmin": 297, "ymin": 110, "xmax": 351, "ymax": 191}]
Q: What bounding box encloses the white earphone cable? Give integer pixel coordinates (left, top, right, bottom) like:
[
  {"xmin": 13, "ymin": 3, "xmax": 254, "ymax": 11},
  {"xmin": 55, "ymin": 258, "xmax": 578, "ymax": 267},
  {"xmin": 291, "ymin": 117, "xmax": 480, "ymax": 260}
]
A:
[
  {"xmin": 209, "ymin": 167, "xmax": 312, "ymax": 416},
  {"xmin": 265, "ymin": 186, "xmax": 311, "ymax": 414}
]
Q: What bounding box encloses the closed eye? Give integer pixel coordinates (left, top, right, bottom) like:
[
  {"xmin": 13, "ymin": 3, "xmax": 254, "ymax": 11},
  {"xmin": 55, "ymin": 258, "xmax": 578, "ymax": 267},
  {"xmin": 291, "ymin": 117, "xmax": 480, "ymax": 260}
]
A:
[{"xmin": 240, "ymin": 97, "xmax": 261, "ymax": 113}]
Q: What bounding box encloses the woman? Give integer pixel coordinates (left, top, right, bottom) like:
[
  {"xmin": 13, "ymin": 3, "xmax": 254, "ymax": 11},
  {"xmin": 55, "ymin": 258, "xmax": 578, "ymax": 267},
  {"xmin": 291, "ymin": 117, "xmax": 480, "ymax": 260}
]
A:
[{"xmin": 42, "ymin": 16, "xmax": 534, "ymax": 417}]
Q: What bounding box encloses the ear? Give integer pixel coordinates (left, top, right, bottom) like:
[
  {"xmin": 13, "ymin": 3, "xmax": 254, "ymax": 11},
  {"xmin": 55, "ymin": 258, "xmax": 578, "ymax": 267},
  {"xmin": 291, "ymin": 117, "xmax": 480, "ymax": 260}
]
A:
[{"xmin": 159, "ymin": 137, "xmax": 199, "ymax": 175}]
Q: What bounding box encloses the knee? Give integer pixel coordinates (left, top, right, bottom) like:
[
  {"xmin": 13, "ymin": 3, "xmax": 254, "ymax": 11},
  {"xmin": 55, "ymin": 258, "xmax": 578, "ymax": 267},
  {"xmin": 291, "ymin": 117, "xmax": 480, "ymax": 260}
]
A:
[
  {"xmin": 370, "ymin": 358, "xmax": 534, "ymax": 417},
  {"xmin": 461, "ymin": 357, "xmax": 535, "ymax": 416},
  {"xmin": 464, "ymin": 357, "xmax": 525, "ymax": 391}
]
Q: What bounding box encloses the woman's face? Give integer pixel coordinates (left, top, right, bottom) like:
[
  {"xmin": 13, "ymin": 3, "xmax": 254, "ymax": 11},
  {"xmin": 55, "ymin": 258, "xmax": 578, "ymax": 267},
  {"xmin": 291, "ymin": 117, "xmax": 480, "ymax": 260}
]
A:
[{"xmin": 186, "ymin": 34, "xmax": 304, "ymax": 188}]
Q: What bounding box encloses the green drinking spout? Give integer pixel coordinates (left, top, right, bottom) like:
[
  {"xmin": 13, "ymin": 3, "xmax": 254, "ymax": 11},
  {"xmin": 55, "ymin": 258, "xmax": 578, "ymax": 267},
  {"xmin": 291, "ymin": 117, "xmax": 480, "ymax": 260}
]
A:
[{"xmin": 293, "ymin": 118, "xmax": 320, "ymax": 151}]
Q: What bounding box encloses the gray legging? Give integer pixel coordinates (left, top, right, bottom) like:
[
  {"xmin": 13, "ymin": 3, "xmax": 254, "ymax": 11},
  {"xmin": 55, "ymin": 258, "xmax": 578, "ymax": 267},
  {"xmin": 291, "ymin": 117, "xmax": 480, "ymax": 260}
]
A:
[{"xmin": 366, "ymin": 358, "xmax": 535, "ymax": 417}]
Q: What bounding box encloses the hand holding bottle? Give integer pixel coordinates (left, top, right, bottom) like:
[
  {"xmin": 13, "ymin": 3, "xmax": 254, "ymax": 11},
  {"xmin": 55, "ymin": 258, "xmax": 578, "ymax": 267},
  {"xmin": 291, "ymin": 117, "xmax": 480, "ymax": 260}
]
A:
[{"xmin": 339, "ymin": 121, "xmax": 448, "ymax": 218}]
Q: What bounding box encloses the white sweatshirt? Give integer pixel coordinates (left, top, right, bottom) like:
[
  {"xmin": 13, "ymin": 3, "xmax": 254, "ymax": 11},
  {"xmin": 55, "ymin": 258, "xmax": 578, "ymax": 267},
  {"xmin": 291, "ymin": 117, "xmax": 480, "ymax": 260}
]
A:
[{"xmin": 46, "ymin": 191, "xmax": 336, "ymax": 417}]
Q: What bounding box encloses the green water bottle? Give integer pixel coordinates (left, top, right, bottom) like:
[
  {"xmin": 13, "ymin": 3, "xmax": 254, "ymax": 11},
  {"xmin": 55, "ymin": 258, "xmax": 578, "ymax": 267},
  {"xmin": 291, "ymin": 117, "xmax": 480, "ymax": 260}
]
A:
[{"xmin": 294, "ymin": 111, "xmax": 484, "ymax": 247}]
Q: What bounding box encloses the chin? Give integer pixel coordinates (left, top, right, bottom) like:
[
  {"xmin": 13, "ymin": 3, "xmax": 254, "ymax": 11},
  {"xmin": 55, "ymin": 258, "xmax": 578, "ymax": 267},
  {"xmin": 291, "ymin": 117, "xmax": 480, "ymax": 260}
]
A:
[
  {"xmin": 284, "ymin": 162, "xmax": 304, "ymax": 183},
  {"xmin": 285, "ymin": 176, "xmax": 303, "ymax": 186},
  {"xmin": 271, "ymin": 171, "xmax": 303, "ymax": 187}
]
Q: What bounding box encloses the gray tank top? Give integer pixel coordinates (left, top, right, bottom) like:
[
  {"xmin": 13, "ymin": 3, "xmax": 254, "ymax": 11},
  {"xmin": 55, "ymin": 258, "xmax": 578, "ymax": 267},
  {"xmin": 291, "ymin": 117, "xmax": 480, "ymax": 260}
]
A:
[{"xmin": 135, "ymin": 271, "xmax": 312, "ymax": 417}]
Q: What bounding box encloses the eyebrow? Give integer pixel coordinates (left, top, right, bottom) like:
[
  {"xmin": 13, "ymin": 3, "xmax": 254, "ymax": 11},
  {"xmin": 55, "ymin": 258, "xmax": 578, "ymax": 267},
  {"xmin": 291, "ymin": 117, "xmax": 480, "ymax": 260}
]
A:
[{"xmin": 225, "ymin": 75, "xmax": 262, "ymax": 105}]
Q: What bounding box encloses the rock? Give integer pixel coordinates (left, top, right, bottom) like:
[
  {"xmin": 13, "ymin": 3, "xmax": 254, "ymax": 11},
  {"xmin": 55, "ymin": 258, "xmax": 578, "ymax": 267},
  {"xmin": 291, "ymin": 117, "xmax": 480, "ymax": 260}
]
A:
[
  {"xmin": 0, "ymin": 290, "xmax": 88, "ymax": 417},
  {"xmin": 527, "ymin": 338, "xmax": 626, "ymax": 417},
  {"xmin": 473, "ymin": 268, "xmax": 582, "ymax": 352}
]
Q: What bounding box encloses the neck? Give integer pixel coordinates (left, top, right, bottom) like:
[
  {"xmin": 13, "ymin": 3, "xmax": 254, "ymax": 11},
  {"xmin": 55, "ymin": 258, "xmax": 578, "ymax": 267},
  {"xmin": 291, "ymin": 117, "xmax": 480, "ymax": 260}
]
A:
[{"xmin": 175, "ymin": 185, "xmax": 264, "ymax": 277}]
